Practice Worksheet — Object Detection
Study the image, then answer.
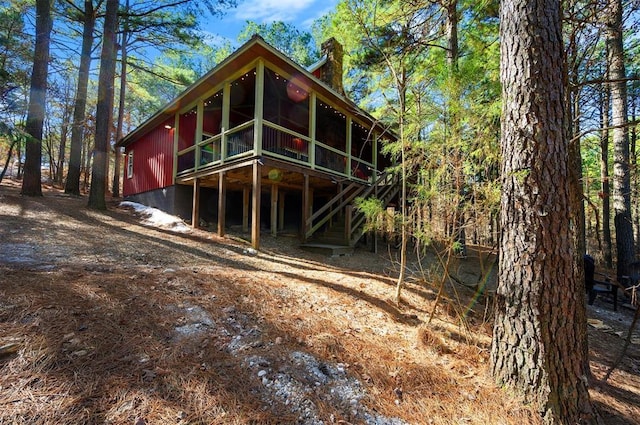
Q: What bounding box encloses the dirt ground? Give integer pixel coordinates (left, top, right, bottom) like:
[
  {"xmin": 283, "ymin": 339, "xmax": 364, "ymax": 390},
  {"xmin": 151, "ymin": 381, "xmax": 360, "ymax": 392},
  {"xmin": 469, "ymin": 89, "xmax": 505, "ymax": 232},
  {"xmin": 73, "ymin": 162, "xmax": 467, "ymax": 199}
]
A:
[{"xmin": 0, "ymin": 179, "xmax": 639, "ymax": 425}]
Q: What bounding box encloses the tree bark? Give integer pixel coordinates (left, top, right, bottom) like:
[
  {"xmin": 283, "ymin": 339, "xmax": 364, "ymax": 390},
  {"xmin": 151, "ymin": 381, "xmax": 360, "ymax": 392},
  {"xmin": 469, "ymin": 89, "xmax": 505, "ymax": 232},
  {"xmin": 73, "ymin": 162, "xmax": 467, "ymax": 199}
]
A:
[
  {"xmin": 56, "ymin": 84, "xmax": 73, "ymax": 185},
  {"xmin": 112, "ymin": 0, "xmax": 129, "ymax": 198},
  {"xmin": 568, "ymin": 85, "xmax": 585, "ymax": 259},
  {"xmin": 21, "ymin": 0, "xmax": 53, "ymax": 196},
  {"xmin": 567, "ymin": 35, "xmax": 591, "ymax": 379},
  {"xmin": 491, "ymin": 0, "xmax": 596, "ymax": 423},
  {"xmin": 0, "ymin": 138, "xmax": 18, "ymax": 184},
  {"xmin": 88, "ymin": 0, "xmax": 118, "ymax": 210},
  {"xmin": 632, "ymin": 83, "xmax": 639, "ymax": 251},
  {"xmin": 65, "ymin": 0, "xmax": 96, "ymax": 196},
  {"xmin": 600, "ymin": 73, "xmax": 613, "ymax": 268},
  {"xmin": 444, "ymin": 0, "xmax": 466, "ymax": 257},
  {"xmin": 606, "ymin": 0, "xmax": 635, "ymax": 278}
]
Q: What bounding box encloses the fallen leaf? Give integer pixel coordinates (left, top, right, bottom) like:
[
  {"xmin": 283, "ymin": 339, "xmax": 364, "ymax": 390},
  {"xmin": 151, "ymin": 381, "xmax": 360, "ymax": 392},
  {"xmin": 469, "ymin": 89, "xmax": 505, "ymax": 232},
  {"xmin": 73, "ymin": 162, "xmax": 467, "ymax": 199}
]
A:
[
  {"xmin": 587, "ymin": 319, "xmax": 611, "ymax": 330},
  {"xmin": 0, "ymin": 343, "xmax": 20, "ymax": 357}
]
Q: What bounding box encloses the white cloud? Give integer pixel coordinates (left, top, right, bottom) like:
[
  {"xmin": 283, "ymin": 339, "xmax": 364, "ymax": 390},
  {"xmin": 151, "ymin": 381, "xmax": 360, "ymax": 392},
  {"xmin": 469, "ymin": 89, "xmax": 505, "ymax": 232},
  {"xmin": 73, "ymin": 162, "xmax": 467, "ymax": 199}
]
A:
[
  {"xmin": 299, "ymin": 4, "xmax": 336, "ymax": 29},
  {"xmin": 234, "ymin": 0, "xmax": 316, "ymax": 23},
  {"xmin": 198, "ymin": 30, "xmax": 235, "ymax": 47}
]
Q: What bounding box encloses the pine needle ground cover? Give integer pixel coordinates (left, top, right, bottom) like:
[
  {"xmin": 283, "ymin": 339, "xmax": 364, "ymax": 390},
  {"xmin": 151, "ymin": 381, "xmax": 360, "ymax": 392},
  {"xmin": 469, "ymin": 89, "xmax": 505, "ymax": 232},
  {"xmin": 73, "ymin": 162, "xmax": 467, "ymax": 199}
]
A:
[{"xmin": 0, "ymin": 180, "xmax": 638, "ymax": 424}]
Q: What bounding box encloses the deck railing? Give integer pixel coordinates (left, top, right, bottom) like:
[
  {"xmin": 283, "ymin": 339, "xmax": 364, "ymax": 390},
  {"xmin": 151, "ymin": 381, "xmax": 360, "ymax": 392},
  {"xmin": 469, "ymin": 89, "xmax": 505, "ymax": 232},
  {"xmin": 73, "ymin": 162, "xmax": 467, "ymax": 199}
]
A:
[
  {"xmin": 199, "ymin": 135, "xmax": 222, "ymax": 166},
  {"xmin": 177, "ymin": 119, "xmax": 377, "ymax": 181},
  {"xmin": 314, "ymin": 143, "xmax": 348, "ymax": 175},
  {"xmin": 262, "ymin": 122, "xmax": 310, "ymax": 164},
  {"xmin": 177, "ymin": 121, "xmax": 256, "ymax": 175},
  {"xmin": 226, "ymin": 122, "xmax": 254, "ymax": 159}
]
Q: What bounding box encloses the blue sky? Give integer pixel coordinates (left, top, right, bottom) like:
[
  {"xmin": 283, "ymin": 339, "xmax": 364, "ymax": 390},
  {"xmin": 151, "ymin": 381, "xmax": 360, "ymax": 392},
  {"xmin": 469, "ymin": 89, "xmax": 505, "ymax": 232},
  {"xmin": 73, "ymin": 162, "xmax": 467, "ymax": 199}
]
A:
[{"xmin": 203, "ymin": 0, "xmax": 340, "ymax": 45}]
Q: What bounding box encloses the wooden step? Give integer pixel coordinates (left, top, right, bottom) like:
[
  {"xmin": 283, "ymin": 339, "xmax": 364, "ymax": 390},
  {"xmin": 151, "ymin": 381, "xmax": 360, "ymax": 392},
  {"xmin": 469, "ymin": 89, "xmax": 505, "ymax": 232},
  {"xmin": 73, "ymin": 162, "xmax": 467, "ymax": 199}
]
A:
[{"xmin": 300, "ymin": 243, "xmax": 354, "ymax": 256}]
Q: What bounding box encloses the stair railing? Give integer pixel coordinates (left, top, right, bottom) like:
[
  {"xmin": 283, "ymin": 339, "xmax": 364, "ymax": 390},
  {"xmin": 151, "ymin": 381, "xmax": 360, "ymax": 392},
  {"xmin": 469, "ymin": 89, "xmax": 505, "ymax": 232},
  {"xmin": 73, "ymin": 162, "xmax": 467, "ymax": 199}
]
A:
[
  {"xmin": 305, "ymin": 181, "xmax": 364, "ymax": 240},
  {"xmin": 346, "ymin": 172, "xmax": 400, "ymax": 246},
  {"xmin": 304, "ymin": 171, "xmax": 399, "ymax": 245}
]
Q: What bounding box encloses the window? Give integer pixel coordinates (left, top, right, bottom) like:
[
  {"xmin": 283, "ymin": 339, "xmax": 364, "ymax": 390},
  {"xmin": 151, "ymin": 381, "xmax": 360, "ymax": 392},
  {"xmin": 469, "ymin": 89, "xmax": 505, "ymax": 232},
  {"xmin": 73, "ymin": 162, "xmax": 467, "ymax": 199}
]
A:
[{"xmin": 127, "ymin": 151, "xmax": 134, "ymax": 178}]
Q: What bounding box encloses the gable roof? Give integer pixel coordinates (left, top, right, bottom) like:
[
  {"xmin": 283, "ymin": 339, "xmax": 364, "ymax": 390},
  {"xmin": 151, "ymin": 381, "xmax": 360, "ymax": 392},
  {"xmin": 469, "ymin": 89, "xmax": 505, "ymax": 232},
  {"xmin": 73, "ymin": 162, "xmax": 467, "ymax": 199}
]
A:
[{"xmin": 118, "ymin": 35, "xmax": 392, "ymax": 147}]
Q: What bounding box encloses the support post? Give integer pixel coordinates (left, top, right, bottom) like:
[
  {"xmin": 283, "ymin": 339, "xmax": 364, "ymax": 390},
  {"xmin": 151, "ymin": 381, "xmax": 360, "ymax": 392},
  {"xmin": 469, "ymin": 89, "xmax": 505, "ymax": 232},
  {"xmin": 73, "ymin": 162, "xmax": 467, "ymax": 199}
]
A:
[
  {"xmin": 345, "ymin": 204, "xmax": 352, "ymax": 246},
  {"xmin": 221, "ymin": 82, "xmax": 230, "ymax": 162},
  {"xmin": 242, "ymin": 186, "xmax": 250, "ymax": 232},
  {"xmin": 337, "ymin": 182, "xmax": 344, "ymax": 219},
  {"xmin": 346, "ymin": 116, "xmax": 352, "ymax": 177},
  {"xmin": 302, "ymin": 173, "xmax": 309, "ymax": 240},
  {"xmin": 372, "ymin": 176, "xmax": 378, "ymax": 252},
  {"xmin": 218, "ymin": 172, "xmax": 226, "ymax": 237},
  {"xmin": 252, "ymin": 161, "xmax": 261, "ymax": 249},
  {"xmin": 309, "ymin": 92, "xmax": 316, "ymax": 169},
  {"xmin": 195, "ymin": 100, "xmax": 204, "ymax": 170},
  {"xmin": 192, "ymin": 178, "xmax": 200, "ymax": 228},
  {"xmin": 271, "ymin": 184, "xmax": 278, "ymax": 237},
  {"xmin": 254, "ymin": 60, "xmax": 265, "ymax": 155},
  {"xmin": 278, "ymin": 191, "xmax": 285, "ymax": 231}
]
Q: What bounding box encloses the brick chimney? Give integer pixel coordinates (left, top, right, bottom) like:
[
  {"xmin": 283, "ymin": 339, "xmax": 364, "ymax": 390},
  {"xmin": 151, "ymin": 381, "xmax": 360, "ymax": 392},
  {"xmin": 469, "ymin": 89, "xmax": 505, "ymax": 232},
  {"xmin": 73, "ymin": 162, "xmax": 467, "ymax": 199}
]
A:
[{"xmin": 319, "ymin": 38, "xmax": 344, "ymax": 95}]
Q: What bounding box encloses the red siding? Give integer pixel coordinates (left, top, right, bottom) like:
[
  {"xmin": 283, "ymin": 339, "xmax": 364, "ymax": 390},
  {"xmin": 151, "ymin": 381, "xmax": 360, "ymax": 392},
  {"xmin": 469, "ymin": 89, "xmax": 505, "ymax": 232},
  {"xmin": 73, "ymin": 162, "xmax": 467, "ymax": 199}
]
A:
[{"xmin": 123, "ymin": 118, "xmax": 174, "ymax": 196}]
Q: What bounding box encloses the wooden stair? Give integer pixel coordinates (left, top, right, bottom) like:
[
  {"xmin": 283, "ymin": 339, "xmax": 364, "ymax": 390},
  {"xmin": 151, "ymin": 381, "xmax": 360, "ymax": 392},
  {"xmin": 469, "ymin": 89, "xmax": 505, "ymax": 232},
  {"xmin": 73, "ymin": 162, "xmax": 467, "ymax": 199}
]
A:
[
  {"xmin": 301, "ymin": 172, "xmax": 400, "ymax": 255},
  {"xmin": 301, "ymin": 217, "xmax": 352, "ymax": 256}
]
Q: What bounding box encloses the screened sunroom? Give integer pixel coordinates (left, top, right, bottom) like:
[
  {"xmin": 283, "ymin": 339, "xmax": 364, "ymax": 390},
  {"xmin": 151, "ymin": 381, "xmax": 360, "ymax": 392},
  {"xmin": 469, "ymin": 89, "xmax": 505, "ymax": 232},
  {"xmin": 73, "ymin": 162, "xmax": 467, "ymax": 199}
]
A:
[{"xmin": 120, "ymin": 36, "xmax": 396, "ymax": 250}]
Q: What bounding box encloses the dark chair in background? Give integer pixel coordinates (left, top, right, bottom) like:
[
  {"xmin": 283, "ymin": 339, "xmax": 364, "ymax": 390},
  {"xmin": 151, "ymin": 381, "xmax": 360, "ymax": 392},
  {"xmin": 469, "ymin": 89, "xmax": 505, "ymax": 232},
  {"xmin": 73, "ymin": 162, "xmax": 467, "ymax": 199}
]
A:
[{"xmin": 583, "ymin": 254, "xmax": 618, "ymax": 311}]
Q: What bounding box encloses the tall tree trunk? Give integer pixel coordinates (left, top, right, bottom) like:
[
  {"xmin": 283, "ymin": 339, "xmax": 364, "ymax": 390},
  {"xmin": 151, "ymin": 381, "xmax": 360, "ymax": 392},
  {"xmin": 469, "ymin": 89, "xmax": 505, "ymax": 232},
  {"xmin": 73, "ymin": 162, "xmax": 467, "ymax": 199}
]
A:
[
  {"xmin": 601, "ymin": 73, "xmax": 613, "ymax": 268},
  {"xmin": 82, "ymin": 137, "xmax": 90, "ymax": 190},
  {"xmin": 491, "ymin": 0, "xmax": 596, "ymax": 423},
  {"xmin": 88, "ymin": 0, "xmax": 118, "ymax": 210},
  {"xmin": 606, "ymin": 0, "xmax": 635, "ymax": 278},
  {"xmin": 21, "ymin": 0, "xmax": 53, "ymax": 196},
  {"xmin": 568, "ymin": 79, "xmax": 585, "ymax": 259},
  {"xmin": 16, "ymin": 140, "xmax": 23, "ymax": 178},
  {"xmin": 112, "ymin": 0, "xmax": 129, "ymax": 198},
  {"xmin": 0, "ymin": 138, "xmax": 18, "ymax": 184},
  {"xmin": 56, "ymin": 86, "xmax": 73, "ymax": 185},
  {"xmin": 444, "ymin": 0, "xmax": 466, "ymax": 257},
  {"xmin": 395, "ymin": 67, "xmax": 408, "ymax": 304},
  {"xmin": 65, "ymin": 0, "xmax": 96, "ymax": 195},
  {"xmin": 631, "ymin": 82, "xmax": 638, "ymax": 250},
  {"xmin": 567, "ymin": 51, "xmax": 590, "ymax": 378}
]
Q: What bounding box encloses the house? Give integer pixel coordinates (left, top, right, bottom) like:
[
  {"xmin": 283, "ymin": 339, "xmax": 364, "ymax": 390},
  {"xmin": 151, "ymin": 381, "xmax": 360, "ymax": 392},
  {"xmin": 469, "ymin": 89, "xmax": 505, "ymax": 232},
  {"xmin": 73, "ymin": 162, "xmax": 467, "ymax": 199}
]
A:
[{"xmin": 118, "ymin": 36, "xmax": 399, "ymax": 250}]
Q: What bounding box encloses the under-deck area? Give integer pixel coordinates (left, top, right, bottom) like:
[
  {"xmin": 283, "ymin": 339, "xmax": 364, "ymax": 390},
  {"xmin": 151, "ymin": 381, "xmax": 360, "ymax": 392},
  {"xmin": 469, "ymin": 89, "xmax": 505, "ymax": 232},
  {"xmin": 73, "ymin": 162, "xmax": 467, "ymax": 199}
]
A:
[{"xmin": 178, "ymin": 154, "xmax": 393, "ymax": 250}]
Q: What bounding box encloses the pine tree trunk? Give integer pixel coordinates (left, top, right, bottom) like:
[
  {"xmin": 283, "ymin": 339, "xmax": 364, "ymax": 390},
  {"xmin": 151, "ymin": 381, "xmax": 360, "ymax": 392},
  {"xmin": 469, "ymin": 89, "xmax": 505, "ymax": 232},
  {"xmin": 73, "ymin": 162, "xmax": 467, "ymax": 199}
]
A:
[
  {"xmin": 569, "ymin": 89, "xmax": 586, "ymax": 259},
  {"xmin": 88, "ymin": 0, "xmax": 118, "ymax": 210},
  {"xmin": 606, "ymin": 0, "xmax": 635, "ymax": 278},
  {"xmin": 444, "ymin": 0, "xmax": 466, "ymax": 257},
  {"xmin": 601, "ymin": 78, "xmax": 613, "ymax": 268},
  {"xmin": 21, "ymin": 0, "xmax": 52, "ymax": 196},
  {"xmin": 568, "ymin": 61, "xmax": 591, "ymax": 379},
  {"xmin": 65, "ymin": 1, "xmax": 95, "ymax": 196},
  {"xmin": 112, "ymin": 2, "xmax": 129, "ymax": 198},
  {"xmin": 632, "ymin": 89, "xmax": 639, "ymax": 250},
  {"xmin": 491, "ymin": 0, "xmax": 596, "ymax": 423},
  {"xmin": 56, "ymin": 94, "xmax": 73, "ymax": 186}
]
